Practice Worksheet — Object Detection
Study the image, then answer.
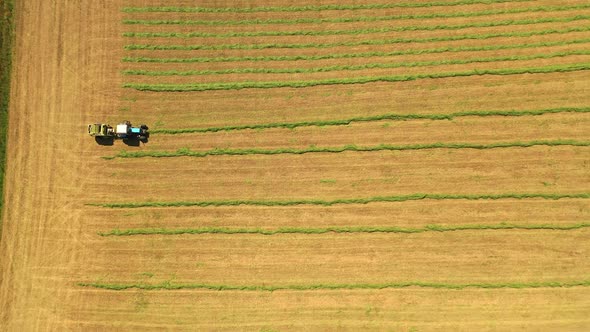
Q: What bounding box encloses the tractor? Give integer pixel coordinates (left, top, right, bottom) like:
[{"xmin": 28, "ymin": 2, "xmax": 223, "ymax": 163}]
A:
[{"xmin": 88, "ymin": 121, "xmax": 149, "ymax": 144}]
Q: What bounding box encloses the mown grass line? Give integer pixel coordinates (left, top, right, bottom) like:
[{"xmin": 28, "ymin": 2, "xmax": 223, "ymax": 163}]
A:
[
  {"xmin": 122, "ymin": 63, "xmax": 590, "ymax": 92},
  {"xmin": 99, "ymin": 223, "xmax": 590, "ymax": 236},
  {"xmin": 122, "ymin": 27, "xmax": 590, "ymax": 63},
  {"xmin": 150, "ymin": 107, "xmax": 590, "ymax": 135},
  {"xmin": 106, "ymin": 140, "xmax": 590, "ymax": 160},
  {"xmin": 0, "ymin": 0, "xmax": 14, "ymax": 237},
  {"xmin": 78, "ymin": 280, "xmax": 590, "ymax": 291},
  {"xmin": 122, "ymin": 5, "xmax": 590, "ymax": 27},
  {"xmin": 124, "ymin": 15, "xmax": 590, "ymax": 48},
  {"xmin": 121, "ymin": 0, "xmax": 533, "ymax": 13},
  {"xmin": 122, "ymin": 49, "xmax": 590, "ymax": 76},
  {"xmin": 89, "ymin": 193, "xmax": 590, "ymax": 209}
]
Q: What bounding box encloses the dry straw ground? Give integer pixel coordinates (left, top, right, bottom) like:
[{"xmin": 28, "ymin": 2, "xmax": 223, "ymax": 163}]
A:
[{"xmin": 1, "ymin": 0, "xmax": 589, "ymax": 330}]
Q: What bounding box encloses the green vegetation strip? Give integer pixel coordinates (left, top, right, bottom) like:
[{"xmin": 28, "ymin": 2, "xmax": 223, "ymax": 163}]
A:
[
  {"xmin": 99, "ymin": 223, "xmax": 590, "ymax": 236},
  {"xmin": 123, "ymin": 49, "xmax": 590, "ymax": 76},
  {"xmin": 79, "ymin": 280, "xmax": 590, "ymax": 291},
  {"xmin": 121, "ymin": 0, "xmax": 532, "ymax": 13},
  {"xmin": 122, "ymin": 27, "xmax": 590, "ymax": 63},
  {"xmin": 90, "ymin": 193, "xmax": 590, "ymax": 209},
  {"xmin": 0, "ymin": 0, "xmax": 14, "ymax": 236},
  {"xmin": 150, "ymin": 107, "xmax": 590, "ymax": 134},
  {"xmin": 124, "ymin": 15, "xmax": 590, "ymax": 48},
  {"xmin": 122, "ymin": 63, "xmax": 590, "ymax": 92},
  {"xmin": 122, "ymin": 5, "xmax": 590, "ymax": 27},
  {"xmin": 107, "ymin": 140, "xmax": 590, "ymax": 160}
]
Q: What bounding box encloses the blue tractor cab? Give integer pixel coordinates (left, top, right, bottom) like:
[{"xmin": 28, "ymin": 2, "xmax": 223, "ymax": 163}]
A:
[{"xmin": 115, "ymin": 121, "xmax": 149, "ymax": 141}]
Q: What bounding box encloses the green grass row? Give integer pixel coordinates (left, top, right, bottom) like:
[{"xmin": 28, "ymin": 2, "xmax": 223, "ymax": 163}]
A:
[
  {"xmin": 122, "ymin": 30, "xmax": 590, "ymax": 63},
  {"xmin": 79, "ymin": 279, "xmax": 590, "ymax": 291},
  {"xmin": 122, "ymin": 49, "xmax": 590, "ymax": 76},
  {"xmin": 90, "ymin": 192, "xmax": 590, "ymax": 209},
  {"xmin": 122, "ymin": 63, "xmax": 590, "ymax": 92},
  {"xmin": 121, "ymin": 0, "xmax": 532, "ymax": 13},
  {"xmin": 150, "ymin": 107, "xmax": 590, "ymax": 135},
  {"xmin": 124, "ymin": 15, "xmax": 590, "ymax": 46},
  {"xmin": 106, "ymin": 140, "xmax": 590, "ymax": 160},
  {"xmin": 0, "ymin": 0, "xmax": 14, "ymax": 237},
  {"xmin": 99, "ymin": 223, "xmax": 590, "ymax": 236},
  {"xmin": 121, "ymin": 4, "xmax": 589, "ymax": 27}
]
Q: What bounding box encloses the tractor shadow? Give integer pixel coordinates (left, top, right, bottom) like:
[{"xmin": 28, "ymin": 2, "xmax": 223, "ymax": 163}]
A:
[
  {"xmin": 122, "ymin": 135, "xmax": 149, "ymax": 147},
  {"xmin": 95, "ymin": 137, "xmax": 114, "ymax": 146},
  {"xmin": 93, "ymin": 133, "xmax": 149, "ymax": 147}
]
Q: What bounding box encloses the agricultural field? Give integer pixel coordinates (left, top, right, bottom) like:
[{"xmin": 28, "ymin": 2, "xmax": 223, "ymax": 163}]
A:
[{"xmin": 1, "ymin": 0, "xmax": 589, "ymax": 330}]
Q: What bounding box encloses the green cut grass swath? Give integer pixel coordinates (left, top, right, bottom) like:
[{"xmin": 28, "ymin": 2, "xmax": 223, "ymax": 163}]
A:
[
  {"xmin": 79, "ymin": 279, "xmax": 590, "ymax": 291},
  {"xmin": 124, "ymin": 15, "xmax": 590, "ymax": 48},
  {"xmin": 98, "ymin": 223, "xmax": 590, "ymax": 236},
  {"xmin": 123, "ymin": 26, "xmax": 590, "ymax": 40},
  {"xmin": 122, "ymin": 27, "xmax": 590, "ymax": 63},
  {"xmin": 121, "ymin": 4, "xmax": 590, "ymax": 28},
  {"xmin": 105, "ymin": 140, "xmax": 590, "ymax": 160},
  {"xmin": 121, "ymin": 0, "xmax": 533, "ymax": 13},
  {"xmin": 122, "ymin": 49, "xmax": 590, "ymax": 76},
  {"xmin": 122, "ymin": 63, "xmax": 590, "ymax": 92},
  {"xmin": 89, "ymin": 192, "xmax": 590, "ymax": 209},
  {"xmin": 150, "ymin": 107, "xmax": 590, "ymax": 135}
]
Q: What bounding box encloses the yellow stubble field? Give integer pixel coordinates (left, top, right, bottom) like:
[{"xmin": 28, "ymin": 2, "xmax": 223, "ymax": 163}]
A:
[{"xmin": 1, "ymin": 0, "xmax": 589, "ymax": 330}]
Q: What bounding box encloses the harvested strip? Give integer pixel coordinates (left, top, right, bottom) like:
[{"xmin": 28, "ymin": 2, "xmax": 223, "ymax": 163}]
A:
[
  {"xmin": 80, "ymin": 229, "xmax": 590, "ymax": 286},
  {"xmin": 122, "ymin": 27, "xmax": 590, "ymax": 62},
  {"xmin": 87, "ymin": 200, "xmax": 590, "ymax": 230},
  {"xmin": 121, "ymin": 5, "xmax": 590, "ymax": 27},
  {"xmin": 98, "ymin": 223, "xmax": 590, "ymax": 236},
  {"xmin": 67, "ymin": 288, "xmax": 590, "ymax": 330},
  {"xmin": 89, "ymin": 193, "xmax": 590, "ymax": 208},
  {"xmin": 122, "ymin": 64, "xmax": 590, "ymax": 91},
  {"xmin": 121, "ymin": 1, "xmax": 533, "ymax": 13},
  {"xmin": 122, "ymin": 49, "xmax": 590, "ymax": 76},
  {"xmin": 78, "ymin": 279, "xmax": 590, "ymax": 291},
  {"xmin": 150, "ymin": 107, "xmax": 590, "ymax": 134},
  {"xmin": 124, "ymin": 16, "xmax": 590, "ymax": 47}
]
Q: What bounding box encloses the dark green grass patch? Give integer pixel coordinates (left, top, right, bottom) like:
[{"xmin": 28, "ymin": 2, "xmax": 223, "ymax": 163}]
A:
[{"xmin": 0, "ymin": 0, "xmax": 14, "ymax": 236}]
